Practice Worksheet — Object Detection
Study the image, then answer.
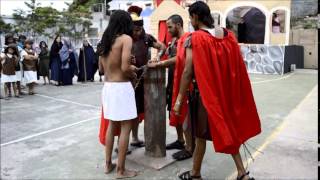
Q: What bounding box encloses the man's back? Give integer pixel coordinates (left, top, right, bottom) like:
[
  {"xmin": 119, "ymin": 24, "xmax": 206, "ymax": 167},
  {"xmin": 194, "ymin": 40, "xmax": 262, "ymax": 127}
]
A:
[
  {"xmin": 99, "ymin": 9, "xmax": 138, "ymax": 179},
  {"xmin": 101, "ymin": 34, "xmax": 133, "ymax": 82},
  {"xmin": 190, "ymin": 28, "xmax": 261, "ymax": 153}
]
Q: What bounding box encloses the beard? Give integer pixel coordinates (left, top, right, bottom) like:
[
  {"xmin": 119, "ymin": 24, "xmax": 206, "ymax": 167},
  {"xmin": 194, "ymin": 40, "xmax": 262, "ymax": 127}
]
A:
[
  {"xmin": 170, "ymin": 31, "xmax": 178, "ymax": 38},
  {"xmin": 172, "ymin": 27, "xmax": 182, "ymax": 37}
]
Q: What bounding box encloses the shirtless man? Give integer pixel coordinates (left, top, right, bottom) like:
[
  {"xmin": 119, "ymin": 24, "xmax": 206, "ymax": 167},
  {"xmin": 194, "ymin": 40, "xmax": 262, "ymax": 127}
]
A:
[{"xmin": 99, "ymin": 10, "xmax": 138, "ymax": 179}]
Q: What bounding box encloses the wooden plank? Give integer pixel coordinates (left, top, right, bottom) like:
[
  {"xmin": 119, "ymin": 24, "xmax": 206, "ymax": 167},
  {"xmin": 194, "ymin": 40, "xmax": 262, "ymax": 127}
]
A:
[{"xmin": 144, "ymin": 68, "xmax": 166, "ymax": 157}]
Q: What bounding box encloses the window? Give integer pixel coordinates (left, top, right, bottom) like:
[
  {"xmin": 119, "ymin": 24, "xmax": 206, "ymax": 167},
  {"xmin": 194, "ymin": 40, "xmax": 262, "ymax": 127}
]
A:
[{"xmin": 272, "ymin": 10, "xmax": 286, "ymax": 33}]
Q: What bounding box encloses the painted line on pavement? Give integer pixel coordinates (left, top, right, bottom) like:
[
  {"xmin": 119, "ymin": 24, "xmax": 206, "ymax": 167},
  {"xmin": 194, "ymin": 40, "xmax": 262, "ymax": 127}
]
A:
[
  {"xmin": 226, "ymin": 85, "xmax": 318, "ymax": 180},
  {"xmin": 1, "ymin": 116, "xmax": 99, "ymax": 147},
  {"xmin": 2, "ymin": 92, "xmax": 101, "ymax": 147},
  {"xmin": 75, "ymin": 82, "xmax": 103, "ymax": 86},
  {"xmin": 251, "ymin": 73, "xmax": 294, "ymax": 85},
  {"xmin": 34, "ymin": 93, "xmax": 100, "ymax": 109}
]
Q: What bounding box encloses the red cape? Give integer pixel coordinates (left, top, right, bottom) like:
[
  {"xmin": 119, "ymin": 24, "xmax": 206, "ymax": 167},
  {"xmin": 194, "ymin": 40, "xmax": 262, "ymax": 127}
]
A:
[
  {"xmin": 169, "ymin": 32, "xmax": 191, "ymax": 127},
  {"xmin": 158, "ymin": 21, "xmax": 172, "ymax": 61},
  {"xmin": 191, "ymin": 30, "xmax": 261, "ymax": 154},
  {"xmin": 99, "ymin": 107, "xmax": 144, "ymax": 145}
]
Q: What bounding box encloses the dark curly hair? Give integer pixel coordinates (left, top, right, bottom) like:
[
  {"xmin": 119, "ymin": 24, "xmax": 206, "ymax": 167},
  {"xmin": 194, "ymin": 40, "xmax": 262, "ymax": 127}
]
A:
[
  {"xmin": 4, "ymin": 44, "xmax": 19, "ymax": 57},
  {"xmin": 39, "ymin": 41, "xmax": 48, "ymax": 48},
  {"xmin": 5, "ymin": 33, "xmax": 16, "ymax": 45}
]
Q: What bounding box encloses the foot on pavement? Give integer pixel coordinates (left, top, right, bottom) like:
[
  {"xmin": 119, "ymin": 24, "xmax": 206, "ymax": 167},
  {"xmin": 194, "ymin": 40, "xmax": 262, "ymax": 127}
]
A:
[{"xmin": 166, "ymin": 140, "xmax": 185, "ymax": 150}]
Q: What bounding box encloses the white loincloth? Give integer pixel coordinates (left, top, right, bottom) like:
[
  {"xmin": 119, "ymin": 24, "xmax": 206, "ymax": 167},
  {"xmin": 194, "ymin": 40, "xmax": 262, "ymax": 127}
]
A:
[{"xmin": 102, "ymin": 82, "xmax": 137, "ymax": 121}]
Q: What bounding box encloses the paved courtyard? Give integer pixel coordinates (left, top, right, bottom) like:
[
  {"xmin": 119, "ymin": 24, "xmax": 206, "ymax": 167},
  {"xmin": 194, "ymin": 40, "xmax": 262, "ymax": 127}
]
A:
[{"xmin": 0, "ymin": 69, "xmax": 317, "ymax": 179}]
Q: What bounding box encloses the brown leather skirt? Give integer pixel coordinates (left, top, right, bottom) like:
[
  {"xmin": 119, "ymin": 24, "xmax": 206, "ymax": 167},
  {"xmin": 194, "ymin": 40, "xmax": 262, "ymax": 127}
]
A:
[{"xmin": 188, "ymin": 86, "xmax": 212, "ymax": 141}]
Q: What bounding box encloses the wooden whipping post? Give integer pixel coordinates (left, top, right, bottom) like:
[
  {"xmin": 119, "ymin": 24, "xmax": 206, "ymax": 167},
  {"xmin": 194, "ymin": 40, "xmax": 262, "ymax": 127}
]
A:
[{"xmin": 143, "ymin": 50, "xmax": 166, "ymax": 157}]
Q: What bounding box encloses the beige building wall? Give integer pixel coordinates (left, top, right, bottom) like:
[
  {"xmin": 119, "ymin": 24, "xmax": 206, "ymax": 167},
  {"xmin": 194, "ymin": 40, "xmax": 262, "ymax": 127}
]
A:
[
  {"xmin": 207, "ymin": 0, "xmax": 291, "ymax": 45},
  {"xmin": 270, "ymin": 34, "xmax": 287, "ymax": 44},
  {"xmin": 150, "ymin": 0, "xmax": 291, "ymax": 45},
  {"xmin": 150, "ymin": 0, "xmax": 189, "ymax": 39},
  {"xmin": 150, "ymin": 0, "xmax": 189, "ymax": 57},
  {"xmin": 269, "ymin": 6, "xmax": 290, "ymax": 45},
  {"xmin": 151, "ymin": 0, "xmax": 291, "ymax": 45},
  {"xmin": 290, "ymin": 29, "xmax": 318, "ymax": 69}
]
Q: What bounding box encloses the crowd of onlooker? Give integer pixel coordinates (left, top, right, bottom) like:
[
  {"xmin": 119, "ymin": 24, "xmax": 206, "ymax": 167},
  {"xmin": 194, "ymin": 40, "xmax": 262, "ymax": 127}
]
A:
[{"xmin": 0, "ymin": 33, "xmax": 102, "ymax": 100}]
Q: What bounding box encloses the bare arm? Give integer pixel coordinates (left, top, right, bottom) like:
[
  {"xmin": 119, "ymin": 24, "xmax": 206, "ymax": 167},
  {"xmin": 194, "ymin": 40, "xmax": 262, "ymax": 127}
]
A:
[
  {"xmin": 159, "ymin": 56, "xmax": 176, "ymax": 67},
  {"xmin": 148, "ymin": 56, "xmax": 176, "ymax": 68},
  {"xmin": 14, "ymin": 55, "xmax": 19, "ymax": 64},
  {"xmin": 121, "ymin": 35, "xmax": 137, "ymax": 79},
  {"xmin": 152, "ymin": 40, "xmax": 166, "ymax": 51},
  {"xmin": 23, "ymin": 54, "xmax": 34, "ymax": 60},
  {"xmin": 98, "ymin": 56, "xmax": 104, "ymax": 73},
  {"xmin": 23, "ymin": 53, "xmax": 38, "ymax": 60},
  {"xmin": 173, "ymin": 47, "xmax": 193, "ymax": 115},
  {"xmin": 34, "ymin": 52, "xmax": 38, "ymax": 59},
  {"xmin": 0, "ymin": 55, "xmax": 3, "ymax": 64},
  {"xmin": 0, "ymin": 54, "xmax": 4, "ymax": 63}
]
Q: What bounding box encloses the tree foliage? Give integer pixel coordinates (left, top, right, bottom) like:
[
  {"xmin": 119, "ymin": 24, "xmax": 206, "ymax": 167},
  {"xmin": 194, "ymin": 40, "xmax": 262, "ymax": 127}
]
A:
[
  {"xmin": 6, "ymin": 0, "xmax": 100, "ymax": 39},
  {"xmin": 0, "ymin": 16, "xmax": 13, "ymax": 34}
]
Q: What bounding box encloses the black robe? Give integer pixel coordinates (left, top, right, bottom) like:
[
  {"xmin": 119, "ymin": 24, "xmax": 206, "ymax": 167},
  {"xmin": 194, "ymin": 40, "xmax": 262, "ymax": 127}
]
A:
[{"xmin": 78, "ymin": 44, "xmax": 96, "ymax": 82}]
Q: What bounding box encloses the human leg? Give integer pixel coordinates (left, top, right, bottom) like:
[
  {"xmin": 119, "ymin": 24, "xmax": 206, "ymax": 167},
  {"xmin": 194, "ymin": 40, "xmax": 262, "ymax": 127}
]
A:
[{"xmin": 116, "ymin": 120, "xmax": 137, "ymax": 179}]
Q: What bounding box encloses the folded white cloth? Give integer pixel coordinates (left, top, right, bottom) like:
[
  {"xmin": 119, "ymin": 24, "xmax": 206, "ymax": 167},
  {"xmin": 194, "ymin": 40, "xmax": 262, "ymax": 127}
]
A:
[
  {"xmin": 24, "ymin": 71, "xmax": 37, "ymax": 84},
  {"xmin": 15, "ymin": 71, "xmax": 22, "ymax": 82},
  {"xmin": 102, "ymin": 82, "xmax": 137, "ymax": 121},
  {"xmin": 1, "ymin": 74, "xmax": 17, "ymax": 83}
]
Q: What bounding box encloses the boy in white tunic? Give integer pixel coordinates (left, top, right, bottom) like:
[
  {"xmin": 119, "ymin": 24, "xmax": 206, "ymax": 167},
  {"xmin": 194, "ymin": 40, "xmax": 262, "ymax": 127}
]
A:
[
  {"xmin": 21, "ymin": 40, "xmax": 38, "ymax": 95},
  {"xmin": 0, "ymin": 44, "xmax": 20, "ymax": 99}
]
